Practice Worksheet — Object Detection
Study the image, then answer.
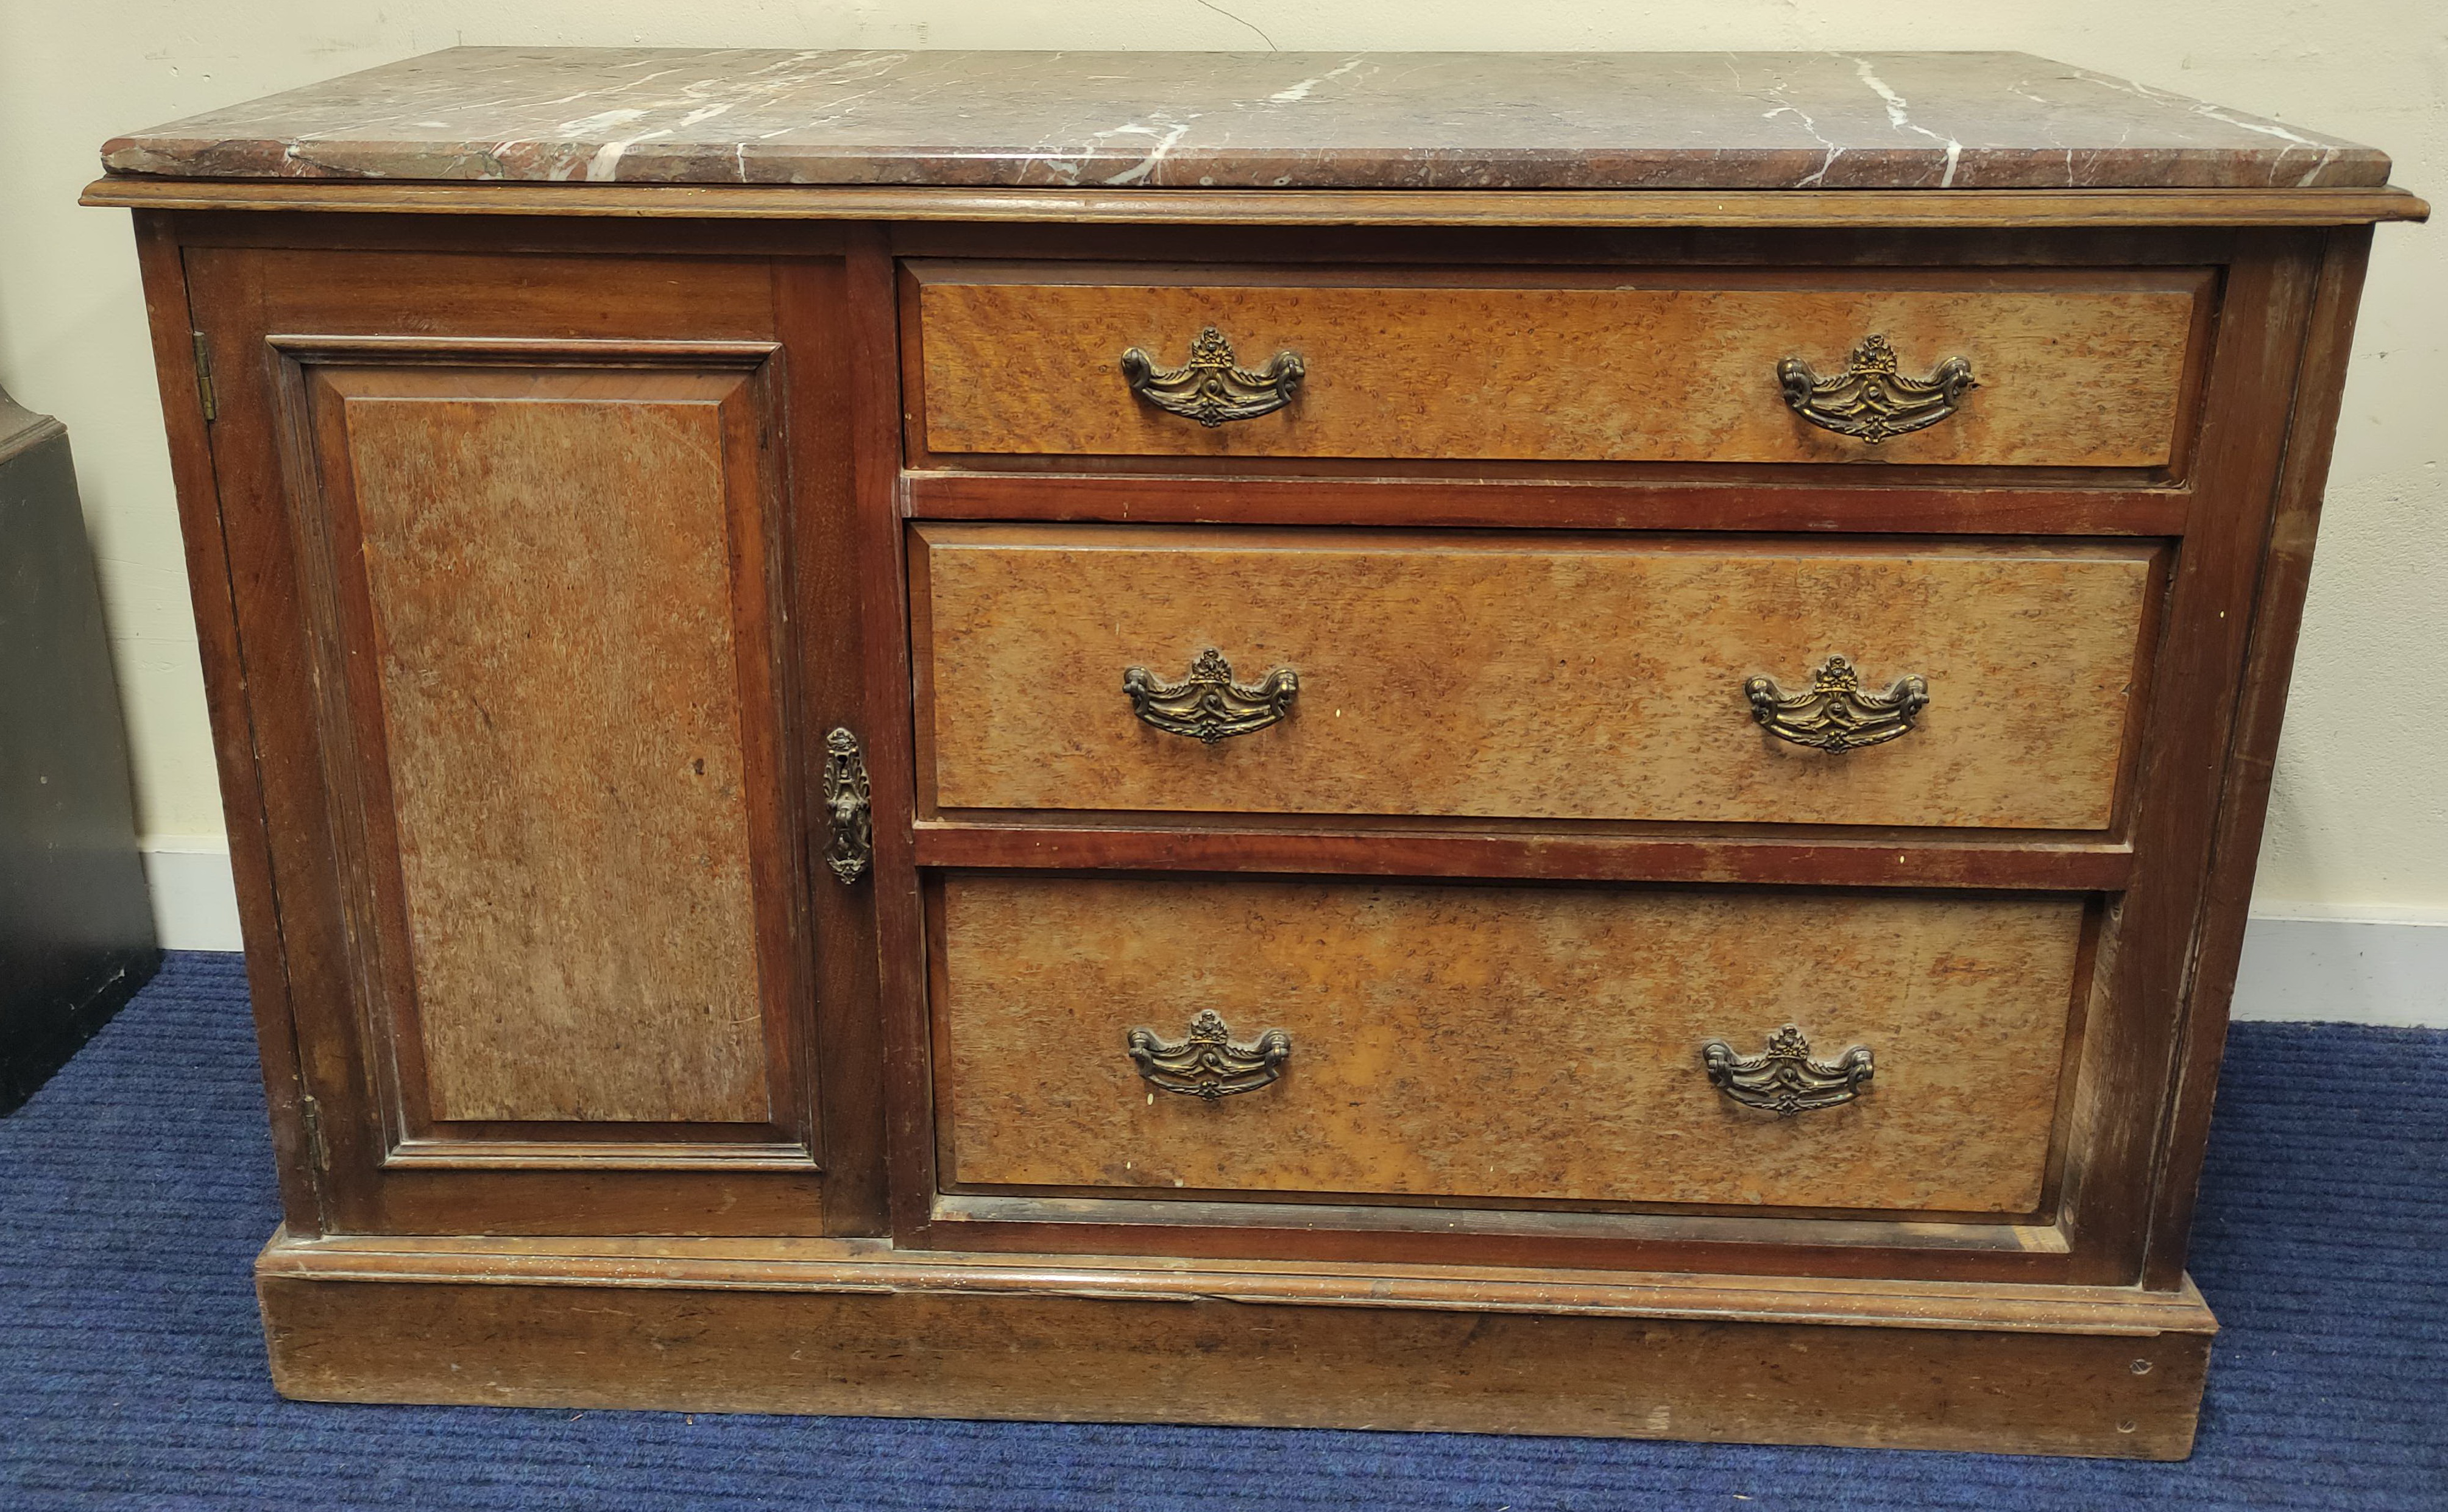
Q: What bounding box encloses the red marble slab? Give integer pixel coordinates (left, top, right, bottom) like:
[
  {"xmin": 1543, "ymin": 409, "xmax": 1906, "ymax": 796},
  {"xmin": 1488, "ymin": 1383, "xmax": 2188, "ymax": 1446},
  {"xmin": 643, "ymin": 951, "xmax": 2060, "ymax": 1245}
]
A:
[{"xmin": 100, "ymin": 48, "xmax": 2390, "ymax": 191}]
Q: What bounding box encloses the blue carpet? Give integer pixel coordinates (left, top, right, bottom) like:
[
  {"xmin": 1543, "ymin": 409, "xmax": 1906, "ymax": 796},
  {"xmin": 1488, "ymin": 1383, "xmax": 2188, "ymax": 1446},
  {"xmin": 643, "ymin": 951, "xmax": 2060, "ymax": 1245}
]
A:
[{"xmin": 2, "ymin": 952, "xmax": 2443, "ymax": 1509}]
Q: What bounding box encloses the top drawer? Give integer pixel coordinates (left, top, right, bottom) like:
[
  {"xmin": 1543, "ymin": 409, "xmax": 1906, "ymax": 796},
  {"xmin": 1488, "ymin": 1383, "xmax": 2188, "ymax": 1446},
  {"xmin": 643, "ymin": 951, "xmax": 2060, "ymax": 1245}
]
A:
[{"xmin": 910, "ymin": 264, "xmax": 2210, "ymax": 469}]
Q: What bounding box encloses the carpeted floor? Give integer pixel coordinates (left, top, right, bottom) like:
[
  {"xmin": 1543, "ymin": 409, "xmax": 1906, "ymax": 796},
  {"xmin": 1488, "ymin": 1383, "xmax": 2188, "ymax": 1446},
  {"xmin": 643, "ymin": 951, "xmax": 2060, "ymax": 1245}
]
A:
[{"xmin": 1, "ymin": 952, "xmax": 2442, "ymax": 1510}]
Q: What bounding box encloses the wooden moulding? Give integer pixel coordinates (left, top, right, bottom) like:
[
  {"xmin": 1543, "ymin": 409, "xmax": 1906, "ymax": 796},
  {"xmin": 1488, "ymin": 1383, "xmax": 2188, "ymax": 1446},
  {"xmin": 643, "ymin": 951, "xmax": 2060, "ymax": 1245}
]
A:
[
  {"xmin": 256, "ymin": 1229, "xmax": 2215, "ymax": 1458},
  {"xmin": 82, "ymin": 177, "xmax": 2429, "ymax": 228},
  {"xmin": 911, "ymin": 824, "xmax": 2137, "ymax": 890},
  {"xmin": 899, "ymin": 473, "xmax": 2198, "ymax": 536}
]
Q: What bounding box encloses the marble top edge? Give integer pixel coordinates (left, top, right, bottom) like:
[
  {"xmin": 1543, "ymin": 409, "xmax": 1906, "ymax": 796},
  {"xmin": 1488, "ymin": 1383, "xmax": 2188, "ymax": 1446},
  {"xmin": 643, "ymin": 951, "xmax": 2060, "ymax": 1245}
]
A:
[{"xmin": 99, "ymin": 48, "xmax": 2393, "ymax": 192}]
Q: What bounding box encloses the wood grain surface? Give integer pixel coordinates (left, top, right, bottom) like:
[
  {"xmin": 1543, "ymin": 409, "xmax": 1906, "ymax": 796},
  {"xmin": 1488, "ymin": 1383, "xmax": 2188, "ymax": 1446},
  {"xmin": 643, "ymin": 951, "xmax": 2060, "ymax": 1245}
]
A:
[
  {"xmin": 915, "ymin": 525, "xmax": 2158, "ymax": 831},
  {"xmin": 937, "ymin": 875, "xmax": 2084, "ymax": 1213},
  {"xmin": 256, "ymin": 1271, "xmax": 2205, "ymax": 1456},
  {"xmin": 913, "ymin": 267, "xmax": 2205, "ymax": 466},
  {"xmin": 341, "ymin": 373, "xmax": 771, "ymax": 1124}
]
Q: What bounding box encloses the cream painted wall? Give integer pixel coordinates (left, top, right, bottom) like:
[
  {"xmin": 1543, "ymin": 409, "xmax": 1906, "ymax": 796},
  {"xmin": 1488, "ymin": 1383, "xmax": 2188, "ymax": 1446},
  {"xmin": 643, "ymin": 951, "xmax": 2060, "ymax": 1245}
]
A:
[{"xmin": 2, "ymin": 2, "xmax": 2441, "ymax": 916}]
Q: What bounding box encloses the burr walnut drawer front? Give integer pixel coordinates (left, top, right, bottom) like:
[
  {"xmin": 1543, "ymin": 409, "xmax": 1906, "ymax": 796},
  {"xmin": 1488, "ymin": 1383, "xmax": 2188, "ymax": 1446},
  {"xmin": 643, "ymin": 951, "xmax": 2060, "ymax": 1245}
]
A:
[
  {"xmin": 909, "ymin": 263, "xmax": 2209, "ymax": 468},
  {"xmin": 936, "ymin": 874, "xmax": 2084, "ymax": 1216},
  {"xmin": 913, "ymin": 525, "xmax": 2162, "ymax": 831}
]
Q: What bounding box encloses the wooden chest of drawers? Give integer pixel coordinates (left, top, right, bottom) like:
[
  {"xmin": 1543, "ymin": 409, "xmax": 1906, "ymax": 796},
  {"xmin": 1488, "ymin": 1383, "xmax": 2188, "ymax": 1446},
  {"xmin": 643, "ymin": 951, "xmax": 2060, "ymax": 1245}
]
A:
[{"xmin": 90, "ymin": 48, "xmax": 2425, "ymax": 1457}]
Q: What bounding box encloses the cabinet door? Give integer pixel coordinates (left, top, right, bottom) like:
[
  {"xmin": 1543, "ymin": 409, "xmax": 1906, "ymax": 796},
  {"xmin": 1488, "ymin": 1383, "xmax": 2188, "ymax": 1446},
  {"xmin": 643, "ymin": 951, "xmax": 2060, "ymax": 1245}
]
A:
[{"xmin": 182, "ymin": 241, "xmax": 878, "ymax": 1235}]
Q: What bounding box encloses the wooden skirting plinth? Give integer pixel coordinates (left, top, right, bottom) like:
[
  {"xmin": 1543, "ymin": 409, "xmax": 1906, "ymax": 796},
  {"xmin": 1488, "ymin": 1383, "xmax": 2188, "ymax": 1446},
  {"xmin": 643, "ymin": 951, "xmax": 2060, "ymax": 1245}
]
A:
[{"xmin": 256, "ymin": 1230, "xmax": 2215, "ymax": 1458}]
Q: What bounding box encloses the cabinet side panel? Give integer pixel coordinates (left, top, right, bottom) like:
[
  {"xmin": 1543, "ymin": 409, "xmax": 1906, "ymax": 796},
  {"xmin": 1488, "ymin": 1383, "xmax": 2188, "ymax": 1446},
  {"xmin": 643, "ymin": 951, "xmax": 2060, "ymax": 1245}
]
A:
[{"xmin": 2142, "ymin": 226, "xmax": 2377, "ymax": 1288}]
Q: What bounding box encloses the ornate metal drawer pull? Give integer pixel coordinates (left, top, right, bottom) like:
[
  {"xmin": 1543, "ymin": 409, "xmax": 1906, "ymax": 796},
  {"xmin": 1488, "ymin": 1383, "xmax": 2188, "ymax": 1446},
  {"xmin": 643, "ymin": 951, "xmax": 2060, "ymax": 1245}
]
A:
[
  {"xmin": 1127, "ymin": 1010, "xmax": 1292, "ymax": 1100},
  {"xmin": 1121, "ymin": 326, "xmax": 1304, "ymax": 427},
  {"xmin": 1703, "ymin": 1025, "xmax": 1874, "ymax": 1117},
  {"xmin": 1123, "ymin": 648, "xmax": 1299, "ymax": 744},
  {"xmin": 820, "ymin": 726, "xmax": 871, "ymax": 885},
  {"xmin": 1746, "ymin": 655, "xmax": 1928, "ymax": 753},
  {"xmin": 1778, "ymin": 333, "xmax": 1976, "ymax": 443}
]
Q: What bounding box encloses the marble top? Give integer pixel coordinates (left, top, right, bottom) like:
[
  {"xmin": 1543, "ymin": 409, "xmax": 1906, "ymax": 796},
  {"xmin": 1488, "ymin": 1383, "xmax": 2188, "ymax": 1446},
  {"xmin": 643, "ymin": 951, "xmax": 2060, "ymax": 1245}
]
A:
[{"xmin": 99, "ymin": 49, "xmax": 2389, "ymax": 191}]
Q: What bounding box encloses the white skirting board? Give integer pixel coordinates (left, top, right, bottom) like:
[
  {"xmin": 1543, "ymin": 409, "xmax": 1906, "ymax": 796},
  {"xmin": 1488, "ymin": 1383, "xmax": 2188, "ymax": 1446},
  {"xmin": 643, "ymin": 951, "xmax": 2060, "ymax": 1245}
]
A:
[
  {"xmin": 138, "ymin": 841, "xmax": 2448, "ymax": 1027},
  {"xmin": 140, "ymin": 840, "xmax": 246, "ymax": 953},
  {"xmin": 2227, "ymin": 908, "xmax": 2448, "ymax": 1028}
]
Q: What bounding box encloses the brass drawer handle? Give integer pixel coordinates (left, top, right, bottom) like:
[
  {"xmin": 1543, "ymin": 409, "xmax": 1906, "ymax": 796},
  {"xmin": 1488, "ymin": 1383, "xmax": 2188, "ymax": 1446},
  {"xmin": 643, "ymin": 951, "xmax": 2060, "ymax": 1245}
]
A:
[
  {"xmin": 820, "ymin": 726, "xmax": 872, "ymax": 885},
  {"xmin": 1122, "ymin": 326, "xmax": 1305, "ymax": 427},
  {"xmin": 1124, "ymin": 648, "xmax": 1299, "ymax": 744},
  {"xmin": 1128, "ymin": 1010, "xmax": 1292, "ymax": 1100},
  {"xmin": 1778, "ymin": 333, "xmax": 1976, "ymax": 443},
  {"xmin": 1703, "ymin": 1025, "xmax": 1873, "ymax": 1117},
  {"xmin": 1746, "ymin": 655, "xmax": 1928, "ymax": 752}
]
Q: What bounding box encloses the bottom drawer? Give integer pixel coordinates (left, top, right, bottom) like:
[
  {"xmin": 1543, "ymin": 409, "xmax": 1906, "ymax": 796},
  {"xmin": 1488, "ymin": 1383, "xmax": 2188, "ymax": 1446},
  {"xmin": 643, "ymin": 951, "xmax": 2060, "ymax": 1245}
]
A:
[{"xmin": 935, "ymin": 875, "xmax": 2086, "ymax": 1217}]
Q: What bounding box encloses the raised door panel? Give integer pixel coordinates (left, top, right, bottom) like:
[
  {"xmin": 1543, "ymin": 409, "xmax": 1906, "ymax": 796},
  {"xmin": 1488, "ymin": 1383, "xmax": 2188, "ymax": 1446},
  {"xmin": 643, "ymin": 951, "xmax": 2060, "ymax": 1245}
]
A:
[
  {"xmin": 330, "ymin": 367, "xmax": 775, "ymax": 1125},
  {"xmin": 280, "ymin": 344, "xmax": 814, "ymax": 1163}
]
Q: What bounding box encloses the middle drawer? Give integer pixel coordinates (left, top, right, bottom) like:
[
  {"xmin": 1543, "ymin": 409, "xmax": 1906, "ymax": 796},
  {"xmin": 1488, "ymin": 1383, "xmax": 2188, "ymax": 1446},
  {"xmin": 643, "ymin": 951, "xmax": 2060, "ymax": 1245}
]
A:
[{"xmin": 912, "ymin": 525, "xmax": 2162, "ymax": 832}]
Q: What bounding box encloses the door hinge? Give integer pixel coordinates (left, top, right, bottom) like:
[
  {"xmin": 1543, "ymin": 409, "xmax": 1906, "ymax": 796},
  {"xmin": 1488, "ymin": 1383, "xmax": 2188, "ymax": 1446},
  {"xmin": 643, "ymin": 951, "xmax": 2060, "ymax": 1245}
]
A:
[
  {"xmin": 297, "ymin": 1091, "xmax": 329, "ymax": 1171},
  {"xmin": 190, "ymin": 331, "xmax": 217, "ymax": 422}
]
